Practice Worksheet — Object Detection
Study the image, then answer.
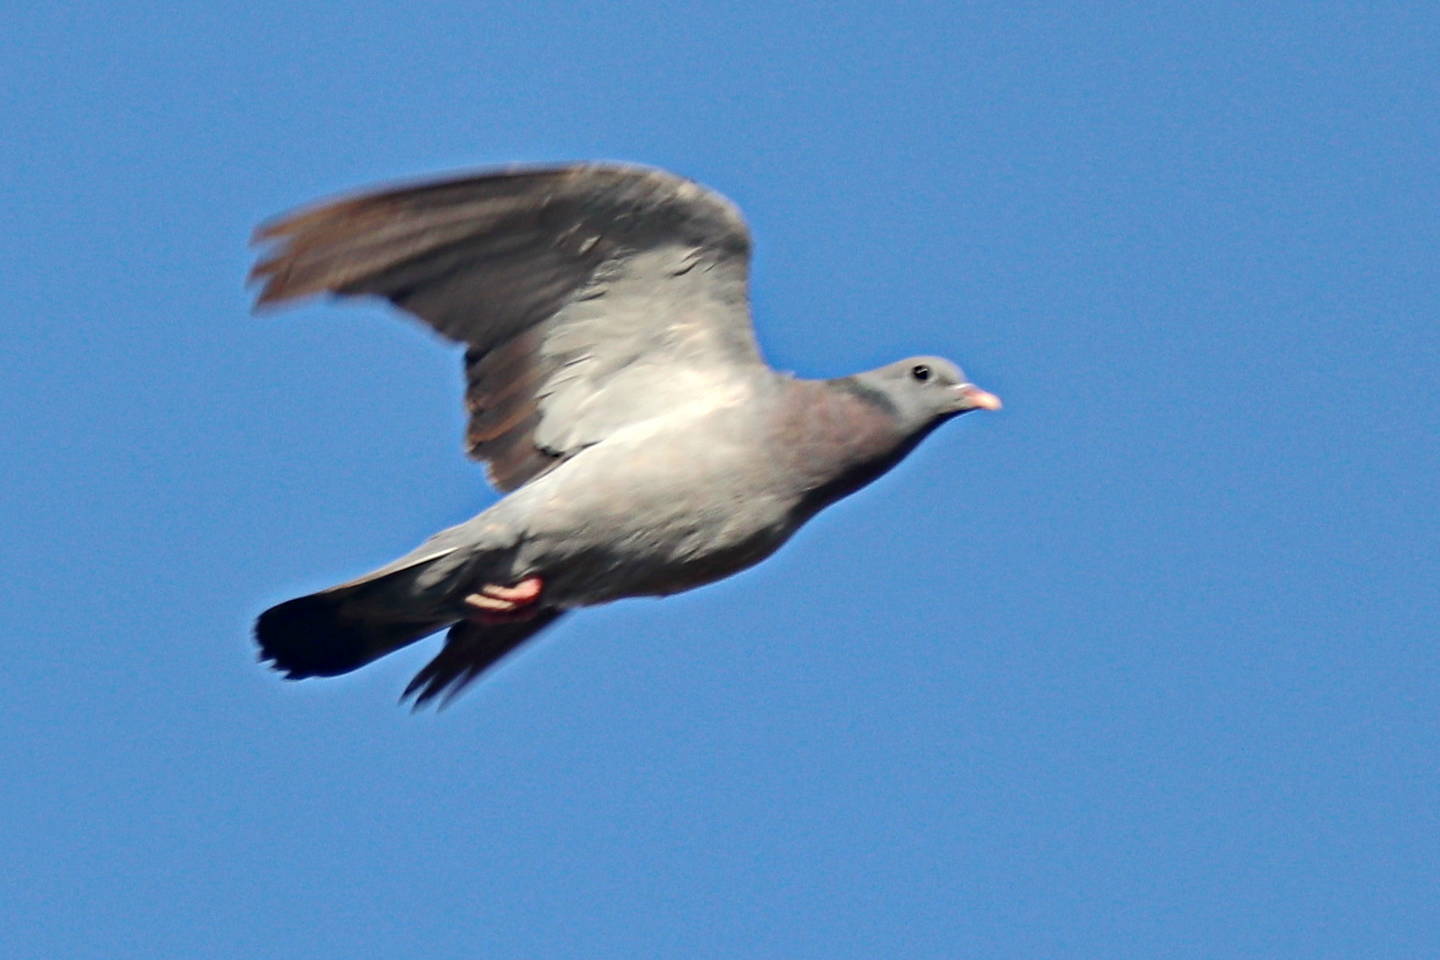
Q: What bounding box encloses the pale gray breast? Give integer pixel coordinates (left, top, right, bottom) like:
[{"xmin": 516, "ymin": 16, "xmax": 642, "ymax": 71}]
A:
[{"xmin": 500, "ymin": 390, "xmax": 799, "ymax": 601}]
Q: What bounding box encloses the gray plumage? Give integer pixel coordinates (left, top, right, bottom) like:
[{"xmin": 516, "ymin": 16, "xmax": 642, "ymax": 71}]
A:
[{"xmin": 252, "ymin": 163, "xmax": 1000, "ymax": 707}]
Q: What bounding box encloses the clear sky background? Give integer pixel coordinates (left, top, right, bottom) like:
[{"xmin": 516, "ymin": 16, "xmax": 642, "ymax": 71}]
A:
[{"xmin": 3, "ymin": 2, "xmax": 1436, "ymax": 957}]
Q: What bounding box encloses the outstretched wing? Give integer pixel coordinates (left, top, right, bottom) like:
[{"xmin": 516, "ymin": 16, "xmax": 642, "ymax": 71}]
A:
[{"xmin": 251, "ymin": 164, "xmax": 764, "ymax": 491}]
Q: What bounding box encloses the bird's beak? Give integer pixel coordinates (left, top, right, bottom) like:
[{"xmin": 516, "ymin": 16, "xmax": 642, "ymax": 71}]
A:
[{"xmin": 955, "ymin": 383, "xmax": 1003, "ymax": 412}]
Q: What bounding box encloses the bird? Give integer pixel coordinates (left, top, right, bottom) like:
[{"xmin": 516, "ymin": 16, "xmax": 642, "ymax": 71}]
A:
[{"xmin": 251, "ymin": 163, "xmax": 1001, "ymax": 708}]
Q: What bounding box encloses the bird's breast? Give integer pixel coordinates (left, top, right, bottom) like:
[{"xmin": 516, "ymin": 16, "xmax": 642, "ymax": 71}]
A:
[{"xmin": 511, "ymin": 406, "xmax": 803, "ymax": 605}]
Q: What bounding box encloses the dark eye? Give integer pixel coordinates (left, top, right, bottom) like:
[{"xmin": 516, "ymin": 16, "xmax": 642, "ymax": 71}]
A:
[{"xmin": 910, "ymin": 364, "xmax": 932, "ymax": 382}]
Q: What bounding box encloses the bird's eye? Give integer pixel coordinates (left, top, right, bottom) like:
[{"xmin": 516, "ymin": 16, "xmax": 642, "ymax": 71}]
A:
[{"xmin": 910, "ymin": 364, "xmax": 932, "ymax": 382}]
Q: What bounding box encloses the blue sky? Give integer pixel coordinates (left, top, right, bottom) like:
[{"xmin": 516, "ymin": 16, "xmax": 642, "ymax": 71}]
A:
[{"xmin": 3, "ymin": 1, "xmax": 1436, "ymax": 957}]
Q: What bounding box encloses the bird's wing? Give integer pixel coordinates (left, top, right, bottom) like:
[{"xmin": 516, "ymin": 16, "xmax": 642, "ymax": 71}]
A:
[
  {"xmin": 401, "ymin": 612, "xmax": 569, "ymax": 710},
  {"xmin": 251, "ymin": 164, "xmax": 764, "ymax": 491}
]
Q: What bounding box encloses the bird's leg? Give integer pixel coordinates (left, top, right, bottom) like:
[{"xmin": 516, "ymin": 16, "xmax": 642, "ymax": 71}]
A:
[{"xmin": 464, "ymin": 576, "xmax": 545, "ymax": 625}]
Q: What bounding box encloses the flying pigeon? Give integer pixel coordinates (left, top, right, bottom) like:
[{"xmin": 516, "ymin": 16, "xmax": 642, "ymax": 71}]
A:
[{"xmin": 251, "ymin": 164, "xmax": 1001, "ymax": 707}]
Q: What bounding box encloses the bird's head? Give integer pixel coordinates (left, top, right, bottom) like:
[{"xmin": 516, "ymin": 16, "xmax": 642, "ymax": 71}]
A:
[{"xmin": 849, "ymin": 356, "xmax": 1001, "ymax": 434}]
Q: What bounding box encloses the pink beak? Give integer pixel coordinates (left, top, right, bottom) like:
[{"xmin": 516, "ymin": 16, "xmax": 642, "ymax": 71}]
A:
[{"xmin": 957, "ymin": 384, "xmax": 1003, "ymax": 411}]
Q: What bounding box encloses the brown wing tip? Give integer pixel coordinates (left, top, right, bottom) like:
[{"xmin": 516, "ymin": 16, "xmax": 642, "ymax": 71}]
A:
[
  {"xmin": 247, "ymin": 197, "xmax": 384, "ymax": 308},
  {"xmin": 249, "ymin": 185, "xmax": 389, "ymax": 244},
  {"xmin": 246, "ymin": 253, "xmax": 322, "ymax": 309},
  {"xmin": 247, "ymin": 218, "xmax": 312, "ymax": 308}
]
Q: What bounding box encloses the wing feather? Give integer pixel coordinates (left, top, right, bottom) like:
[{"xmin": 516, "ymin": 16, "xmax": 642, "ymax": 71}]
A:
[{"xmin": 251, "ymin": 164, "xmax": 763, "ymax": 490}]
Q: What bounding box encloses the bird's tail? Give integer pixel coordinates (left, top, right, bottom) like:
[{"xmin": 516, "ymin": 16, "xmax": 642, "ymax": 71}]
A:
[{"xmin": 255, "ymin": 544, "xmax": 480, "ymax": 680}]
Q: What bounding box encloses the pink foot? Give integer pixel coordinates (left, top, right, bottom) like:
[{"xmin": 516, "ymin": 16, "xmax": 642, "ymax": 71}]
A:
[{"xmin": 464, "ymin": 576, "xmax": 544, "ymax": 625}]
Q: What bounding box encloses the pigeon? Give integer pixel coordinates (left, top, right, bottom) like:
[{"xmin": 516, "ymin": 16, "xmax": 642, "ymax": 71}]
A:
[{"xmin": 251, "ymin": 163, "xmax": 1000, "ymax": 707}]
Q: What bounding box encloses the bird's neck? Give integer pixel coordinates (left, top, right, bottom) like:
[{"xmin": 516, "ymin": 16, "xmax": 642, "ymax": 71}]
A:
[{"xmin": 772, "ymin": 377, "xmax": 923, "ymax": 516}]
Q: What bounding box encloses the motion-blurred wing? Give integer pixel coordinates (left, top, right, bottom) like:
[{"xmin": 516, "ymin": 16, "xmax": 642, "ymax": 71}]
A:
[{"xmin": 252, "ymin": 164, "xmax": 763, "ymax": 491}]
